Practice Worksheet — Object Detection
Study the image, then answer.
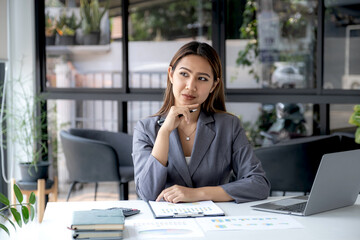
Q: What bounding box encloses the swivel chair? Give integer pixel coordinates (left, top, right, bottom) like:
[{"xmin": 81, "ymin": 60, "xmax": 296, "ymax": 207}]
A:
[{"xmin": 254, "ymin": 135, "xmax": 342, "ymax": 196}]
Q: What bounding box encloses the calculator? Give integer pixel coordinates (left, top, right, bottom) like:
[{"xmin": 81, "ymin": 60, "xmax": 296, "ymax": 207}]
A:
[
  {"xmin": 118, "ymin": 207, "xmax": 141, "ymax": 217},
  {"xmin": 100, "ymin": 207, "xmax": 140, "ymax": 217}
]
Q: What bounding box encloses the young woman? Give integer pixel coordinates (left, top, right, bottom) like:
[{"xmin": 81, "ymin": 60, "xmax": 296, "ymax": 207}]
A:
[{"xmin": 132, "ymin": 41, "xmax": 270, "ymax": 203}]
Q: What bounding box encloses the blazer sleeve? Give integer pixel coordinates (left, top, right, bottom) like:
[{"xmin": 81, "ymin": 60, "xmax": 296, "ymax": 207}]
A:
[
  {"xmin": 221, "ymin": 116, "xmax": 271, "ymax": 203},
  {"xmin": 132, "ymin": 119, "xmax": 168, "ymax": 201}
]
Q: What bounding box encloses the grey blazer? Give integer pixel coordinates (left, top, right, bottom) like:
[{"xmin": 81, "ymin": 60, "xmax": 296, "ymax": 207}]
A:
[{"xmin": 132, "ymin": 111, "xmax": 270, "ymax": 203}]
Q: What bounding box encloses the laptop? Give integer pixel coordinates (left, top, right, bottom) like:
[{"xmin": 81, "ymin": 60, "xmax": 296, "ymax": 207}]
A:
[{"xmin": 251, "ymin": 149, "xmax": 360, "ymax": 216}]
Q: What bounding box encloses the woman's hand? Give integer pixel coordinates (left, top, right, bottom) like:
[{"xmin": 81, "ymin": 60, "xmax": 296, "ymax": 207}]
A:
[
  {"xmin": 161, "ymin": 104, "xmax": 199, "ymax": 133},
  {"xmin": 156, "ymin": 185, "xmax": 234, "ymax": 203},
  {"xmin": 156, "ymin": 185, "xmax": 200, "ymax": 203}
]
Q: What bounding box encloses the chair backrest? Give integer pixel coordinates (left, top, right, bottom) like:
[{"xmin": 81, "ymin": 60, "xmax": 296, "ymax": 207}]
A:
[
  {"xmin": 254, "ymin": 135, "xmax": 343, "ymax": 195},
  {"xmin": 333, "ymin": 132, "xmax": 360, "ymax": 152},
  {"xmin": 69, "ymin": 128, "xmax": 133, "ymax": 167},
  {"xmin": 60, "ymin": 130, "xmax": 121, "ymax": 183}
]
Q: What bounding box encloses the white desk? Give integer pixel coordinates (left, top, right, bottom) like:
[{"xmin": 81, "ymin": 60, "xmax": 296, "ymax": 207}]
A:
[{"xmin": 34, "ymin": 196, "xmax": 360, "ymax": 240}]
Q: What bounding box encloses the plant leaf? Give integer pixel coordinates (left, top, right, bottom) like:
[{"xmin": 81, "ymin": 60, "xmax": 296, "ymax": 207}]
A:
[
  {"xmin": 30, "ymin": 205, "xmax": 35, "ymax": 221},
  {"xmin": 10, "ymin": 208, "xmax": 22, "ymax": 227},
  {"xmin": 0, "ymin": 223, "xmax": 10, "ymax": 236},
  {"xmin": 8, "ymin": 218, "xmax": 16, "ymax": 230},
  {"xmin": 13, "ymin": 184, "xmax": 23, "ymax": 204},
  {"xmin": 354, "ymin": 105, "xmax": 360, "ymax": 112},
  {"xmin": 355, "ymin": 127, "xmax": 360, "ymax": 144},
  {"xmin": 0, "ymin": 192, "xmax": 10, "ymax": 205},
  {"xmin": 21, "ymin": 206, "xmax": 29, "ymax": 224},
  {"xmin": 29, "ymin": 192, "xmax": 36, "ymax": 205}
]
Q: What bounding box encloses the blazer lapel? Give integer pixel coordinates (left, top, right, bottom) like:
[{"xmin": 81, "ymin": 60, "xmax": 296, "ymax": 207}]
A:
[
  {"xmin": 168, "ymin": 129, "xmax": 193, "ymax": 187},
  {"xmin": 189, "ymin": 112, "xmax": 215, "ymax": 177}
]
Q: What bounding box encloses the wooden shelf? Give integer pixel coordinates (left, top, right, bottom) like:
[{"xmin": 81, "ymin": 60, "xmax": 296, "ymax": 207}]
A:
[{"xmin": 46, "ymin": 45, "xmax": 111, "ymax": 55}]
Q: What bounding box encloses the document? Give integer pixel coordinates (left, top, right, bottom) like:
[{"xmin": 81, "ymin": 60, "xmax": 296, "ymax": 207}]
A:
[
  {"xmin": 126, "ymin": 218, "xmax": 204, "ymax": 239},
  {"xmin": 195, "ymin": 215, "xmax": 304, "ymax": 231},
  {"xmin": 148, "ymin": 200, "xmax": 225, "ymax": 218}
]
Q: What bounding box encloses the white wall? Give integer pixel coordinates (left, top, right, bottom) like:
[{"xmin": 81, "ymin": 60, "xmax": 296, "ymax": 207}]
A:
[
  {"xmin": 7, "ymin": 0, "xmax": 36, "ymax": 179},
  {"xmin": 0, "ymin": 0, "xmax": 8, "ymax": 61}
]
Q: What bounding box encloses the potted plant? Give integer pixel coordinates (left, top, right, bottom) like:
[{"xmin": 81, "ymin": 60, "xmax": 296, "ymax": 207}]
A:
[
  {"xmin": 349, "ymin": 104, "xmax": 360, "ymax": 144},
  {"xmin": 1, "ymin": 68, "xmax": 50, "ymax": 182},
  {"xmin": 45, "ymin": 12, "xmax": 56, "ymax": 45},
  {"xmin": 80, "ymin": 0, "xmax": 109, "ymax": 45},
  {"xmin": 55, "ymin": 11, "xmax": 81, "ymax": 45},
  {"xmin": 0, "ymin": 184, "xmax": 36, "ymax": 236}
]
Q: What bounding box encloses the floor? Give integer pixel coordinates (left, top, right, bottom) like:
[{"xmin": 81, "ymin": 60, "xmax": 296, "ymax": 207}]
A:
[{"xmin": 57, "ymin": 181, "xmax": 138, "ymax": 202}]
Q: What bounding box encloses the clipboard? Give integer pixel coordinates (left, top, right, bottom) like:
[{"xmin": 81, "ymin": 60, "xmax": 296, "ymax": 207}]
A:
[{"xmin": 148, "ymin": 200, "xmax": 225, "ymax": 218}]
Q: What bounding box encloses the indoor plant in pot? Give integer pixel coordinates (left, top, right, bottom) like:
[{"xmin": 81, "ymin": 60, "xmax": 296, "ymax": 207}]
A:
[
  {"xmin": 55, "ymin": 11, "xmax": 81, "ymax": 45},
  {"xmin": 45, "ymin": 12, "xmax": 56, "ymax": 45},
  {"xmin": 80, "ymin": 0, "xmax": 109, "ymax": 45},
  {"xmin": 2, "ymin": 67, "xmax": 50, "ymax": 182}
]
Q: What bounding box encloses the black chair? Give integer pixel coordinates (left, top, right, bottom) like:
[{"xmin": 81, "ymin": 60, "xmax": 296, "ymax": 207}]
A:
[
  {"xmin": 60, "ymin": 128, "xmax": 134, "ymax": 201},
  {"xmin": 254, "ymin": 135, "xmax": 343, "ymax": 196}
]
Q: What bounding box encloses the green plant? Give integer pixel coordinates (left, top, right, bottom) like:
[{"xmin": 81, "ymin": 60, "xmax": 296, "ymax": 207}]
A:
[
  {"xmin": 45, "ymin": 12, "xmax": 56, "ymax": 37},
  {"xmin": 348, "ymin": 105, "xmax": 360, "ymax": 144},
  {"xmin": 236, "ymin": 0, "xmax": 259, "ymax": 82},
  {"xmin": 56, "ymin": 11, "xmax": 81, "ymax": 36},
  {"xmin": 0, "ymin": 184, "xmax": 36, "ymax": 236},
  {"xmin": 129, "ymin": 0, "xmax": 211, "ymax": 41},
  {"xmin": 80, "ymin": 0, "xmax": 110, "ymax": 35},
  {"xmin": 1, "ymin": 65, "xmax": 49, "ymax": 173}
]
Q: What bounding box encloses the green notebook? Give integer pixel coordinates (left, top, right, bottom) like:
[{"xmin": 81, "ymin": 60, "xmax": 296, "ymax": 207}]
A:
[{"xmin": 70, "ymin": 209, "xmax": 125, "ymax": 231}]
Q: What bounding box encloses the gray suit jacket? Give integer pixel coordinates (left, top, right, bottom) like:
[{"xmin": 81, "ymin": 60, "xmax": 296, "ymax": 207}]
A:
[{"xmin": 132, "ymin": 111, "xmax": 270, "ymax": 203}]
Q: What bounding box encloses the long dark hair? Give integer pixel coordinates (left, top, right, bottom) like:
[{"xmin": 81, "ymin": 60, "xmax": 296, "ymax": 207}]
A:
[{"xmin": 155, "ymin": 41, "xmax": 226, "ymax": 116}]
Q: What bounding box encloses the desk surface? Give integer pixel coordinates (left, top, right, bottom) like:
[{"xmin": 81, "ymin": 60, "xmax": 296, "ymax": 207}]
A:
[{"xmin": 32, "ymin": 196, "xmax": 360, "ymax": 240}]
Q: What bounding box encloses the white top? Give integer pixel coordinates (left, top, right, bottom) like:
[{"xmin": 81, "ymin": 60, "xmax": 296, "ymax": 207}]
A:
[{"xmin": 185, "ymin": 156, "xmax": 191, "ymax": 165}]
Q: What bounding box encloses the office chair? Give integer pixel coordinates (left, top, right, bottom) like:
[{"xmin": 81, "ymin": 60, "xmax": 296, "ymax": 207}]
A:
[
  {"xmin": 254, "ymin": 135, "xmax": 342, "ymax": 196},
  {"xmin": 60, "ymin": 129, "xmax": 134, "ymax": 201}
]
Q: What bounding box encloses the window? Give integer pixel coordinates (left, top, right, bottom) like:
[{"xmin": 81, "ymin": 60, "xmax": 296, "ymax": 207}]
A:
[
  {"xmin": 128, "ymin": 0, "xmax": 212, "ymax": 89},
  {"xmin": 45, "ymin": 0, "xmax": 122, "ymax": 89},
  {"xmin": 324, "ymin": 0, "xmax": 360, "ymax": 90},
  {"xmin": 225, "ymin": 0, "xmax": 317, "ymax": 89},
  {"xmin": 127, "ymin": 101, "xmax": 162, "ymax": 134},
  {"xmin": 226, "ymin": 102, "xmax": 313, "ymax": 148}
]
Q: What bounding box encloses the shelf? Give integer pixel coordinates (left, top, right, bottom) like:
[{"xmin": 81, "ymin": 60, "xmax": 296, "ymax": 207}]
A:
[{"xmin": 46, "ymin": 45, "xmax": 111, "ymax": 55}]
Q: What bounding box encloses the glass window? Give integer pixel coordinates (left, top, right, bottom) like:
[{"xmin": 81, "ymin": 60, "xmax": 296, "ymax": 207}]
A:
[
  {"xmin": 48, "ymin": 99, "xmax": 118, "ymax": 132},
  {"xmin": 324, "ymin": 1, "xmax": 360, "ymax": 89},
  {"xmin": 127, "ymin": 101, "xmax": 162, "ymax": 134},
  {"xmin": 330, "ymin": 104, "xmax": 357, "ymax": 132},
  {"xmin": 226, "ymin": 102, "xmax": 314, "ymax": 147},
  {"xmin": 128, "ymin": 0, "xmax": 212, "ymax": 88},
  {"xmin": 45, "ymin": 0, "xmax": 122, "ymax": 88},
  {"xmin": 225, "ymin": 0, "xmax": 317, "ymax": 89}
]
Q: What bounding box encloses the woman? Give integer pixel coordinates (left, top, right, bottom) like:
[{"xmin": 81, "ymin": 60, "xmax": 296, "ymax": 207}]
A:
[{"xmin": 132, "ymin": 41, "xmax": 270, "ymax": 203}]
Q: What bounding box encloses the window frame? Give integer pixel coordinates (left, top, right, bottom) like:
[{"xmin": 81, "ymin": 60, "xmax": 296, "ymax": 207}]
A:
[{"xmin": 35, "ymin": 0, "xmax": 360, "ymax": 135}]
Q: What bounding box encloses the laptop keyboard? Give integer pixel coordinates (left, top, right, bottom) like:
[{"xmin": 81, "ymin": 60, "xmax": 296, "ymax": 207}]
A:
[{"xmin": 277, "ymin": 202, "xmax": 307, "ymax": 213}]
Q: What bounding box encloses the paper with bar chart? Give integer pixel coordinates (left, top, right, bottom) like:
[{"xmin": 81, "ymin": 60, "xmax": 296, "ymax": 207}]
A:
[{"xmin": 196, "ymin": 215, "xmax": 304, "ymax": 231}]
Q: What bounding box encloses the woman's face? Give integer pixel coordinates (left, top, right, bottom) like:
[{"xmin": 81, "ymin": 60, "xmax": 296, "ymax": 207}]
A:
[{"xmin": 169, "ymin": 54, "xmax": 218, "ymax": 107}]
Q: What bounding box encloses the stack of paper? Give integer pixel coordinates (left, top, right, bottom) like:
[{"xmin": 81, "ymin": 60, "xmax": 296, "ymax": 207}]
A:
[
  {"xmin": 148, "ymin": 200, "xmax": 225, "ymax": 218},
  {"xmin": 70, "ymin": 209, "xmax": 125, "ymax": 239}
]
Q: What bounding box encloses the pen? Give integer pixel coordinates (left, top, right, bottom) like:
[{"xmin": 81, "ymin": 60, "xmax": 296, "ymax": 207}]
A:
[{"xmin": 157, "ymin": 109, "xmax": 198, "ymax": 126}]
